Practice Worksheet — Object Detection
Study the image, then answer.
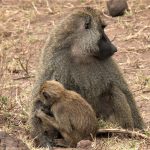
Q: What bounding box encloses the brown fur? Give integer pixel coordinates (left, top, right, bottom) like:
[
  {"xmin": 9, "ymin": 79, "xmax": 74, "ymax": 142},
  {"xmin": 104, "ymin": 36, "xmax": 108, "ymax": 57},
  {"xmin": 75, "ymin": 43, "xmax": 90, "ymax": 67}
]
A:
[
  {"xmin": 29, "ymin": 7, "xmax": 144, "ymax": 147},
  {"xmin": 36, "ymin": 80, "xmax": 98, "ymax": 147}
]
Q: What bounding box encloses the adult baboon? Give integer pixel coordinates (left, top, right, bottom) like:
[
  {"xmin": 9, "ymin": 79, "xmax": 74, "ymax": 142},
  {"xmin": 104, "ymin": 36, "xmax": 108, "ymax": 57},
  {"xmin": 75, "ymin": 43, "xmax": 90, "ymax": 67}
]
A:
[
  {"xmin": 35, "ymin": 80, "xmax": 98, "ymax": 147},
  {"xmin": 30, "ymin": 7, "xmax": 144, "ymax": 147}
]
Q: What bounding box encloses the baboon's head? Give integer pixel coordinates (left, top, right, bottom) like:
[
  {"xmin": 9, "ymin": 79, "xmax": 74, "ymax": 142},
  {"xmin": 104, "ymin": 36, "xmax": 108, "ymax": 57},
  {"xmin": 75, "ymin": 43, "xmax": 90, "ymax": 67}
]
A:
[
  {"xmin": 40, "ymin": 80, "xmax": 65, "ymax": 106},
  {"xmin": 58, "ymin": 7, "xmax": 117, "ymax": 62}
]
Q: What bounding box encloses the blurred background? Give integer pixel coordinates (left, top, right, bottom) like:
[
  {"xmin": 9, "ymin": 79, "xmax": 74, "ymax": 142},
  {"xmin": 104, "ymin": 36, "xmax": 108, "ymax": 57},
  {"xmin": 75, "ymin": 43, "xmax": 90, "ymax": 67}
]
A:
[{"xmin": 0, "ymin": 0, "xmax": 150, "ymax": 149}]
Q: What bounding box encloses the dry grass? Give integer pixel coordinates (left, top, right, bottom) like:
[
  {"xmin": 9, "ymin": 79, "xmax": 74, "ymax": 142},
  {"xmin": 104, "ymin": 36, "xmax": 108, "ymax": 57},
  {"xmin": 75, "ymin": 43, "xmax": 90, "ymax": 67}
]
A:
[{"xmin": 0, "ymin": 0, "xmax": 150, "ymax": 149}]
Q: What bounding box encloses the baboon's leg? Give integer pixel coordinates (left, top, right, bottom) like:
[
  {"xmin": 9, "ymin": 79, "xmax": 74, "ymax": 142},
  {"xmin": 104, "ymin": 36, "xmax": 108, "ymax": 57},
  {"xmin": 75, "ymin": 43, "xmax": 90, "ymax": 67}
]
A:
[
  {"xmin": 60, "ymin": 131, "xmax": 76, "ymax": 147},
  {"xmin": 110, "ymin": 85, "xmax": 134, "ymax": 129},
  {"xmin": 53, "ymin": 139, "xmax": 70, "ymax": 148},
  {"xmin": 36, "ymin": 109, "xmax": 59, "ymax": 129}
]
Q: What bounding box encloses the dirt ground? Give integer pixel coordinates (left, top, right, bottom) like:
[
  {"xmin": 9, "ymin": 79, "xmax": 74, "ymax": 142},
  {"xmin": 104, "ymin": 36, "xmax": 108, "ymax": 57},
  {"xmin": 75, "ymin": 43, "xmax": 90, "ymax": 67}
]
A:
[{"xmin": 0, "ymin": 0, "xmax": 150, "ymax": 150}]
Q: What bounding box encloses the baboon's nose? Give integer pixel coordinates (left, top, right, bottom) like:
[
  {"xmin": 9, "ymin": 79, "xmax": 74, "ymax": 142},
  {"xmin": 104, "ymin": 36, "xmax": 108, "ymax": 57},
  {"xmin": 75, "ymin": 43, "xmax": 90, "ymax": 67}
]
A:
[{"xmin": 111, "ymin": 44, "xmax": 117, "ymax": 53}]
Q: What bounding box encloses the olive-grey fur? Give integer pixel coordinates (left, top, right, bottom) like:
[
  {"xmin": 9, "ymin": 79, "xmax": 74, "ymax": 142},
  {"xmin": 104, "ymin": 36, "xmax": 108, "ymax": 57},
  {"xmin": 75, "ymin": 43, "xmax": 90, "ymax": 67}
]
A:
[{"xmin": 29, "ymin": 7, "xmax": 144, "ymax": 147}]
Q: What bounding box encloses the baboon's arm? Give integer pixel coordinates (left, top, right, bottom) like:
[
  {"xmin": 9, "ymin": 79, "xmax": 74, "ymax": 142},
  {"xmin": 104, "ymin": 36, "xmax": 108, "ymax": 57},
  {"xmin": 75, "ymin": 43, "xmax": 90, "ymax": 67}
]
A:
[
  {"xmin": 110, "ymin": 85, "xmax": 134, "ymax": 129},
  {"xmin": 121, "ymin": 88, "xmax": 145, "ymax": 129},
  {"xmin": 36, "ymin": 108, "xmax": 75, "ymax": 146},
  {"xmin": 36, "ymin": 109, "xmax": 59, "ymax": 130}
]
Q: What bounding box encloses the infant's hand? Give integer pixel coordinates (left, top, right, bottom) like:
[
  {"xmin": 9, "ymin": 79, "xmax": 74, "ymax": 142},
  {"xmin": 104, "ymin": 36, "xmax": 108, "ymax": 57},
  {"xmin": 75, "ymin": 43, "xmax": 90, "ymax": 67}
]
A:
[{"xmin": 35, "ymin": 109, "xmax": 45, "ymax": 118}]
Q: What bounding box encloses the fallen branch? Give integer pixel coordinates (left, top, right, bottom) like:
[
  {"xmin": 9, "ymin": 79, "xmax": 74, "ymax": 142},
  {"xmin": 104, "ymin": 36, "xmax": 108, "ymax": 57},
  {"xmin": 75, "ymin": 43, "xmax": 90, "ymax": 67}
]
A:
[{"xmin": 97, "ymin": 129, "xmax": 150, "ymax": 142}]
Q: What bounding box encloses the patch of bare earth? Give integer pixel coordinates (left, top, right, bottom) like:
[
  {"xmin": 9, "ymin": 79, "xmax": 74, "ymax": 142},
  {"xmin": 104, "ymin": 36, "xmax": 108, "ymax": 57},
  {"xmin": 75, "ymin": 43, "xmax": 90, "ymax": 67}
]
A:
[{"xmin": 0, "ymin": 0, "xmax": 150, "ymax": 149}]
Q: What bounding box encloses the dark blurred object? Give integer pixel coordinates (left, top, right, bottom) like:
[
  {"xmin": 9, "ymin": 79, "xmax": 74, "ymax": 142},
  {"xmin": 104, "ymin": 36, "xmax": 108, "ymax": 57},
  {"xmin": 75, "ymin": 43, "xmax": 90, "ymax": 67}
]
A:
[{"xmin": 107, "ymin": 0, "xmax": 129, "ymax": 17}]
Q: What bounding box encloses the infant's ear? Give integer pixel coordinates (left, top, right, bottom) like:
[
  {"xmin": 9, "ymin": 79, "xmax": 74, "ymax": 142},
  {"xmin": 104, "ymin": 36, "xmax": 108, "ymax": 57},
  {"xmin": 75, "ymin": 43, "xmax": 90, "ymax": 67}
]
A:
[{"xmin": 42, "ymin": 91, "xmax": 51, "ymax": 100}]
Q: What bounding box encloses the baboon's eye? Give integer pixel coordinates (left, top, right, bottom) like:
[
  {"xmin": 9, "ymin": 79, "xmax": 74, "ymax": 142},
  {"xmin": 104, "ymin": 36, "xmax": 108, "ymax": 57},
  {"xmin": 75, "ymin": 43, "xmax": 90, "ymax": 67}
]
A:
[
  {"xmin": 42, "ymin": 92, "xmax": 51, "ymax": 100},
  {"xmin": 85, "ymin": 16, "xmax": 91, "ymax": 29}
]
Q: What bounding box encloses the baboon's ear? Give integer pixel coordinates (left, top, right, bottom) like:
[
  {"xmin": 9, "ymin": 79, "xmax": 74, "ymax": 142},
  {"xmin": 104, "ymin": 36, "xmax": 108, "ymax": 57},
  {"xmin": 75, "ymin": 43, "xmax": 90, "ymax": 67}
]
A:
[
  {"xmin": 42, "ymin": 91, "xmax": 51, "ymax": 100},
  {"xmin": 84, "ymin": 15, "xmax": 91, "ymax": 29}
]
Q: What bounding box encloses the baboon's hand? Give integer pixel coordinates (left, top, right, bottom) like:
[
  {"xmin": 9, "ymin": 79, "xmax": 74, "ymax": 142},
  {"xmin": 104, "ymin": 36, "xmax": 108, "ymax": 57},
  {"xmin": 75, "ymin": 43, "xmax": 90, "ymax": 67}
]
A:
[{"xmin": 35, "ymin": 109, "xmax": 46, "ymax": 118}]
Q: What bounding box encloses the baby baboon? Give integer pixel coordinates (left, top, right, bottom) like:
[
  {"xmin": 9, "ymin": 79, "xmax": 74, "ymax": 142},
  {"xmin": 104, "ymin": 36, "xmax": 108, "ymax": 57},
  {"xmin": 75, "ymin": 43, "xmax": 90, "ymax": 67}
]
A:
[
  {"xmin": 30, "ymin": 7, "xmax": 144, "ymax": 147},
  {"xmin": 107, "ymin": 0, "xmax": 129, "ymax": 17},
  {"xmin": 36, "ymin": 80, "xmax": 98, "ymax": 147}
]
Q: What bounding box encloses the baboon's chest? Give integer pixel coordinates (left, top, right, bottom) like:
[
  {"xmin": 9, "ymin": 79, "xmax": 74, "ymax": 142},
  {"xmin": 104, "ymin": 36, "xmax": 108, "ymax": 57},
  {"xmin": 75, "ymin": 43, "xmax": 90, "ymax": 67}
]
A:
[{"xmin": 69, "ymin": 63, "xmax": 110, "ymax": 97}]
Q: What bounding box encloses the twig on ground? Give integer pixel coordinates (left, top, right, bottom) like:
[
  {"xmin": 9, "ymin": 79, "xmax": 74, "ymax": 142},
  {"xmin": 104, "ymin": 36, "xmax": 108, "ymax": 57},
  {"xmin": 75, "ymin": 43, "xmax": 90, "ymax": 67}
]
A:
[
  {"xmin": 13, "ymin": 75, "xmax": 35, "ymax": 80},
  {"xmin": 32, "ymin": 2, "xmax": 40, "ymax": 14},
  {"xmin": 97, "ymin": 129, "xmax": 150, "ymax": 142}
]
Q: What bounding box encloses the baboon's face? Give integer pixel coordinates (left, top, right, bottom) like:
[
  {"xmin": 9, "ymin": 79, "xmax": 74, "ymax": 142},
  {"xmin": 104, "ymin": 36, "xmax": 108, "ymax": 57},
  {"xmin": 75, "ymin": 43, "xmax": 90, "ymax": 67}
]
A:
[
  {"xmin": 40, "ymin": 80, "xmax": 64, "ymax": 106},
  {"xmin": 69, "ymin": 7, "xmax": 117, "ymax": 60}
]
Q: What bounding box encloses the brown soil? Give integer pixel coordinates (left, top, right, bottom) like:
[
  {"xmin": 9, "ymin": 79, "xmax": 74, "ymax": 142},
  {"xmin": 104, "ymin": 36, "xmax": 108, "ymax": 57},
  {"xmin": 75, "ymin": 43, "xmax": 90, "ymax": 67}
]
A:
[
  {"xmin": 0, "ymin": 131, "xmax": 30, "ymax": 150},
  {"xmin": 0, "ymin": 0, "xmax": 150, "ymax": 149}
]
